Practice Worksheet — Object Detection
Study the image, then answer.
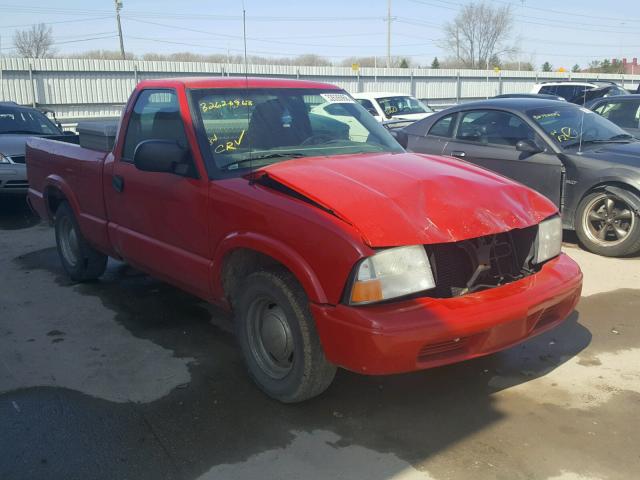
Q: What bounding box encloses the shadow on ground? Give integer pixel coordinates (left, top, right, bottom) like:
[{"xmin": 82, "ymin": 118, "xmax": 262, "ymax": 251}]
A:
[
  {"xmin": 1, "ymin": 246, "xmax": 594, "ymax": 480},
  {"xmin": 0, "ymin": 196, "xmax": 40, "ymax": 231}
]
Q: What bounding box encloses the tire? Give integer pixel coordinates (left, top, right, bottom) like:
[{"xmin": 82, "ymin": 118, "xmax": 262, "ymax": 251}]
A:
[
  {"xmin": 234, "ymin": 268, "xmax": 336, "ymax": 403},
  {"xmin": 54, "ymin": 201, "xmax": 108, "ymax": 281},
  {"xmin": 575, "ymin": 189, "xmax": 640, "ymax": 257}
]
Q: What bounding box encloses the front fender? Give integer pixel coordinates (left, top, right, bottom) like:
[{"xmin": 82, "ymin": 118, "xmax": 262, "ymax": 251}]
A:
[{"xmin": 212, "ymin": 231, "xmax": 329, "ymax": 304}]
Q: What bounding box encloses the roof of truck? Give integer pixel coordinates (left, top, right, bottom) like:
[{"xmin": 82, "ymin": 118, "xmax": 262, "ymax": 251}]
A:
[{"xmin": 137, "ymin": 76, "xmax": 342, "ymax": 90}]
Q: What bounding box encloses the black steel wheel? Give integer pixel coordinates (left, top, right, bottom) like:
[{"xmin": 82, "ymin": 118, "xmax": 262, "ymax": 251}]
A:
[
  {"xmin": 576, "ymin": 189, "xmax": 640, "ymax": 257},
  {"xmin": 234, "ymin": 268, "xmax": 336, "ymax": 403}
]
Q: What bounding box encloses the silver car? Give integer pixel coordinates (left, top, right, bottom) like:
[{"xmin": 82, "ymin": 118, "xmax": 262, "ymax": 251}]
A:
[{"xmin": 0, "ymin": 102, "xmax": 68, "ymax": 195}]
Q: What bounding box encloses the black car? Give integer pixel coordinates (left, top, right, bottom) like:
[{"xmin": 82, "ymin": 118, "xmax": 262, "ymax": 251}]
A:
[
  {"xmin": 398, "ymin": 98, "xmax": 640, "ymax": 257},
  {"xmin": 587, "ymin": 95, "xmax": 640, "ymax": 139}
]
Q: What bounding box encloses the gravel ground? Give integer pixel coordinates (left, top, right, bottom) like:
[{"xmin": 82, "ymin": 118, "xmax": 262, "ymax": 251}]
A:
[{"xmin": 1, "ymin": 197, "xmax": 638, "ymax": 480}]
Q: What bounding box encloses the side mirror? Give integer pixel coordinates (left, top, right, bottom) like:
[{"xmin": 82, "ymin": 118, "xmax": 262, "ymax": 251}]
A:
[
  {"xmin": 390, "ymin": 130, "xmax": 409, "ymax": 149},
  {"xmin": 134, "ymin": 139, "xmax": 191, "ymax": 175},
  {"xmin": 516, "ymin": 139, "xmax": 543, "ymax": 154}
]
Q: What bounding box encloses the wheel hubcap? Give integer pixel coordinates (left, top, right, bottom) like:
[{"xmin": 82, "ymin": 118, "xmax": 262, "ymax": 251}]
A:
[
  {"xmin": 583, "ymin": 194, "xmax": 635, "ymax": 247},
  {"xmin": 247, "ymin": 297, "xmax": 294, "ymax": 379},
  {"xmin": 59, "ymin": 217, "xmax": 80, "ymax": 267}
]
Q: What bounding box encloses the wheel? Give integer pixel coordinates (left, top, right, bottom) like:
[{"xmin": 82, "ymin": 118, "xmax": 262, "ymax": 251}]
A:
[
  {"xmin": 575, "ymin": 189, "xmax": 640, "ymax": 257},
  {"xmin": 234, "ymin": 268, "xmax": 336, "ymax": 403},
  {"xmin": 54, "ymin": 201, "xmax": 108, "ymax": 281}
]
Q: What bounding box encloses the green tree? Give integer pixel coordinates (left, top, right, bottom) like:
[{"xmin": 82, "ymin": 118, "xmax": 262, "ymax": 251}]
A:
[
  {"xmin": 571, "ymin": 64, "xmax": 581, "ymax": 73},
  {"xmin": 431, "ymin": 57, "xmax": 440, "ymax": 69},
  {"xmin": 399, "ymin": 58, "xmax": 409, "ymax": 68},
  {"xmin": 542, "ymin": 61, "xmax": 553, "ymax": 72},
  {"xmin": 601, "ymin": 59, "xmax": 612, "ymax": 72}
]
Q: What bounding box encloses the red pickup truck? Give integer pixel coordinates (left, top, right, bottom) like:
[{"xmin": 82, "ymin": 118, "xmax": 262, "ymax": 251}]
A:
[{"xmin": 26, "ymin": 77, "xmax": 582, "ymax": 402}]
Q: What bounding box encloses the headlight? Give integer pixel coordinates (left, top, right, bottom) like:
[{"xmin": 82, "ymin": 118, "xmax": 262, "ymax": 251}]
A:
[
  {"xmin": 349, "ymin": 245, "xmax": 435, "ymax": 305},
  {"xmin": 0, "ymin": 153, "xmax": 13, "ymax": 164},
  {"xmin": 534, "ymin": 216, "xmax": 562, "ymax": 264}
]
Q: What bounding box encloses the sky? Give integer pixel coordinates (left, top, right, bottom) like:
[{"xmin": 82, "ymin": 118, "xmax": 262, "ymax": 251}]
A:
[{"xmin": 0, "ymin": 0, "xmax": 638, "ymax": 69}]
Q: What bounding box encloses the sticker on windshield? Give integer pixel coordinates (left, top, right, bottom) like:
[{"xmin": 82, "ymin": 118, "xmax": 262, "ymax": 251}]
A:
[
  {"xmin": 532, "ymin": 112, "xmax": 560, "ymax": 121},
  {"xmin": 320, "ymin": 93, "xmax": 354, "ymax": 104}
]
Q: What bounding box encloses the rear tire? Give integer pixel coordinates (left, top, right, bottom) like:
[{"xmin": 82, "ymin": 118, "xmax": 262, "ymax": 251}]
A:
[
  {"xmin": 54, "ymin": 201, "xmax": 108, "ymax": 281},
  {"xmin": 234, "ymin": 268, "xmax": 336, "ymax": 403},
  {"xmin": 575, "ymin": 189, "xmax": 640, "ymax": 257}
]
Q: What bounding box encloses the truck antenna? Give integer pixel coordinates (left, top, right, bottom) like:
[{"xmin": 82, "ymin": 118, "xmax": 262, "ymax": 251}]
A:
[{"xmin": 242, "ymin": 2, "xmax": 254, "ymax": 176}]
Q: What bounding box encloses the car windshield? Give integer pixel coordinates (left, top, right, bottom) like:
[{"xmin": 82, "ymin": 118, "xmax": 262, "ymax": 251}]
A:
[
  {"xmin": 190, "ymin": 88, "xmax": 403, "ymax": 174},
  {"xmin": 527, "ymin": 105, "xmax": 631, "ymax": 148},
  {"xmin": 376, "ymin": 96, "xmax": 433, "ymax": 117},
  {"xmin": 0, "ymin": 106, "xmax": 61, "ymax": 135}
]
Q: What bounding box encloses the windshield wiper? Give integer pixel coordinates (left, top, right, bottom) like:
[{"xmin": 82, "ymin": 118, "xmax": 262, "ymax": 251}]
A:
[
  {"xmin": 607, "ymin": 133, "xmax": 634, "ymax": 141},
  {"xmin": 223, "ymin": 152, "xmax": 305, "ymax": 170}
]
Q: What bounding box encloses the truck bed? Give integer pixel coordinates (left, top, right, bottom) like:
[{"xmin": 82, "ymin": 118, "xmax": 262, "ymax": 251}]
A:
[{"xmin": 26, "ymin": 137, "xmax": 112, "ymax": 254}]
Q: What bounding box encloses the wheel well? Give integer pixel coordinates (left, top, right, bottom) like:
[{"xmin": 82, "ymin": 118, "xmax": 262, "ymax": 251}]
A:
[
  {"xmin": 583, "ymin": 181, "xmax": 640, "ymax": 200},
  {"xmin": 221, "ymin": 248, "xmax": 289, "ymax": 308},
  {"xmin": 44, "ymin": 186, "xmax": 67, "ymax": 219}
]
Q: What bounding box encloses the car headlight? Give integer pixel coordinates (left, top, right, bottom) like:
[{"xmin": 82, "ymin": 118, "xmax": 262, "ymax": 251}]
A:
[
  {"xmin": 0, "ymin": 153, "xmax": 14, "ymax": 164},
  {"xmin": 349, "ymin": 245, "xmax": 435, "ymax": 305},
  {"xmin": 534, "ymin": 216, "xmax": 562, "ymax": 264}
]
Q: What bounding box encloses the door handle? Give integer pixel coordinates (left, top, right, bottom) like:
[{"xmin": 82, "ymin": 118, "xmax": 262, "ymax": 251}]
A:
[
  {"xmin": 112, "ymin": 174, "xmax": 124, "ymax": 193},
  {"xmin": 451, "ymin": 151, "xmax": 466, "ymax": 158}
]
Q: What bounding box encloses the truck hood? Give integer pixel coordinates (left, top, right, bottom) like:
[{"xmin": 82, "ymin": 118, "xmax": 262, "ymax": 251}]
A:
[{"xmin": 262, "ymin": 152, "xmax": 556, "ymax": 247}]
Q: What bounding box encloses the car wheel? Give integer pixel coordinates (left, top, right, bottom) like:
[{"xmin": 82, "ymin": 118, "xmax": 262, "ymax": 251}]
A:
[
  {"xmin": 575, "ymin": 189, "xmax": 640, "ymax": 257},
  {"xmin": 54, "ymin": 201, "xmax": 108, "ymax": 281},
  {"xmin": 234, "ymin": 268, "xmax": 336, "ymax": 403}
]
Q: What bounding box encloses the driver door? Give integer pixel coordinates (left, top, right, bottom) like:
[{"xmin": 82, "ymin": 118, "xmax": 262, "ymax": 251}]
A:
[
  {"xmin": 443, "ymin": 109, "xmax": 564, "ymax": 208},
  {"xmin": 105, "ymin": 88, "xmax": 212, "ymax": 299}
]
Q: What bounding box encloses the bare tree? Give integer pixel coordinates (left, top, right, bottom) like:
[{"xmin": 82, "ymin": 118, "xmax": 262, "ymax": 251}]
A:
[
  {"xmin": 443, "ymin": 2, "xmax": 515, "ymax": 68},
  {"xmin": 13, "ymin": 23, "xmax": 55, "ymax": 58}
]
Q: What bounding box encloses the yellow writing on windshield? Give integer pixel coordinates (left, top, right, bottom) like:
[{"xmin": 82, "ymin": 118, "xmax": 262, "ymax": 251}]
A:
[
  {"xmin": 533, "ymin": 112, "xmax": 561, "ymax": 121},
  {"xmin": 214, "ymin": 129, "xmax": 246, "ymax": 153},
  {"xmin": 550, "ymin": 127, "xmax": 578, "ymax": 142},
  {"xmin": 200, "ymin": 99, "xmax": 253, "ymax": 113}
]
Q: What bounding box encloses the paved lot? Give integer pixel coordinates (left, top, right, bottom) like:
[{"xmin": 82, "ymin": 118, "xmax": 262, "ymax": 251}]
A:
[{"xmin": 1, "ymin": 196, "xmax": 638, "ymax": 480}]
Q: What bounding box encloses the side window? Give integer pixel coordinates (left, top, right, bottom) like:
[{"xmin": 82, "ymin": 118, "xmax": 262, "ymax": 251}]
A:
[
  {"xmin": 122, "ymin": 89, "xmax": 187, "ymax": 161},
  {"xmin": 357, "ymin": 99, "xmax": 379, "ymax": 117},
  {"xmin": 538, "ymin": 85, "xmax": 557, "ymax": 95},
  {"xmin": 457, "ymin": 110, "xmax": 536, "ymax": 146},
  {"xmin": 428, "ymin": 114, "xmax": 456, "ymax": 137}
]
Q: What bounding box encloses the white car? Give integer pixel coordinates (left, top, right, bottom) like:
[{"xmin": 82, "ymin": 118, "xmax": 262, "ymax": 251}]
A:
[
  {"xmin": 530, "ymin": 81, "xmax": 627, "ymax": 102},
  {"xmin": 352, "ymin": 92, "xmax": 435, "ymax": 122}
]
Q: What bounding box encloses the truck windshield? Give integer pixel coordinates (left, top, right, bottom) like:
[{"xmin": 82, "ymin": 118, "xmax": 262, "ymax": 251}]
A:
[
  {"xmin": 528, "ymin": 105, "xmax": 630, "ymax": 148},
  {"xmin": 190, "ymin": 88, "xmax": 403, "ymax": 175},
  {"xmin": 0, "ymin": 106, "xmax": 61, "ymax": 135},
  {"xmin": 376, "ymin": 96, "xmax": 433, "ymax": 117}
]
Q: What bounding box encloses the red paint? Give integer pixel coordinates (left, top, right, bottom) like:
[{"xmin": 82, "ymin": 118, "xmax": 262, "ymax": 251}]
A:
[{"xmin": 26, "ymin": 77, "xmax": 583, "ymax": 376}]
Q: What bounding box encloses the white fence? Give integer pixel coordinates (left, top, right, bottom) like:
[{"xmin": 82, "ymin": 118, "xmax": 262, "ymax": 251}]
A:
[{"xmin": 1, "ymin": 57, "xmax": 639, "ymax": 123}]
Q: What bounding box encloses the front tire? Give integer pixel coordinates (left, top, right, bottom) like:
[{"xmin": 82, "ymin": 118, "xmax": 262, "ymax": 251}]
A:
[
  {"xmin": 575, "ymin": 189, "xmax": 640, "ymax": 257},
  {"xmin": 54, "ymin": 201, "xmax": 108, "ymax": 281},
  {"xmin": 234, "ymin": 268, "xmax": 336, "ymax": 403}
]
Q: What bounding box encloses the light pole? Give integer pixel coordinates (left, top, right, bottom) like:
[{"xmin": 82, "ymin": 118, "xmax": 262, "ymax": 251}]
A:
[
  {"xmin": 387, "ymin": 0, "xmax": 391, "ymax": 68},
  {"xmin": 114, "ymin": 0, "xmax": 126, "ymax": 60}
]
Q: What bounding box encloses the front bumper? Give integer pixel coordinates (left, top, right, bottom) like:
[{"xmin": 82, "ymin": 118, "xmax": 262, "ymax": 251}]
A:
[
  {"xmin": 0, "ymin": 164, "xmax": 28, "ymax": 195},
  {"xmin": 312, "ymin": 253, "xmax": 582, "ymax": 375}
]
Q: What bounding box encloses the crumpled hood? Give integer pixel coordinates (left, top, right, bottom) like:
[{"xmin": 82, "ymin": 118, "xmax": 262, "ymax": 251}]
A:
[{"xmin": 262, "ymin": 152, "xmax": 557, "ymax": 247}]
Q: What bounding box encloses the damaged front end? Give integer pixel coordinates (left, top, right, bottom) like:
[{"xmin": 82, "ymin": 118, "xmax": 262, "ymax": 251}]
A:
[{"xmin": 426, "ymin": 224, "xmax": 539, "ymax": 298}]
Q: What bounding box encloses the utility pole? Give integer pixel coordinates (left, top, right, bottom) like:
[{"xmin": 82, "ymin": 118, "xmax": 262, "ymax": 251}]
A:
[
  {"xmin": 455, "ymin": 27, "xmax": 460, "ymax": 64},
  {"xmin": 386, "ymin": 0, "xmax": 391, "ymax": 68},
  {"xmin": 114, "ymin": 0, "xmax": 126, "ymax": 60}
]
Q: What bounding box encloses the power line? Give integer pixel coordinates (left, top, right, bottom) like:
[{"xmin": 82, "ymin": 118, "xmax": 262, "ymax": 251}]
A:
[{"xmin": 0, "ymin": 16, "xmax": 112, "ymax": 29}]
